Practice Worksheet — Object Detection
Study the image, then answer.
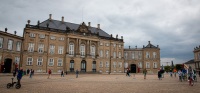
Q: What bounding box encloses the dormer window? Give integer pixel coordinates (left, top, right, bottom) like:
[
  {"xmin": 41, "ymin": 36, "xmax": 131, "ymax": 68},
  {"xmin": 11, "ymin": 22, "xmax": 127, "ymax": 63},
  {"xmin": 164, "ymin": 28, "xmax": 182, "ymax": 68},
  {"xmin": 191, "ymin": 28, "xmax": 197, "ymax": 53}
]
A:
[
  {"xmin": 30, "ymin": 33, "xmax": 35, "ymax": 37},
  {"xmin": 50, "ymin": 36, "xmax": 56, "ymax": 40},
  {"xmin": 39, "ymin": 34, "xmax": 45, "ymax": 39},
  {"xmin": 59, "ymin": 37, "xmax": 64, "ymax": 41}
]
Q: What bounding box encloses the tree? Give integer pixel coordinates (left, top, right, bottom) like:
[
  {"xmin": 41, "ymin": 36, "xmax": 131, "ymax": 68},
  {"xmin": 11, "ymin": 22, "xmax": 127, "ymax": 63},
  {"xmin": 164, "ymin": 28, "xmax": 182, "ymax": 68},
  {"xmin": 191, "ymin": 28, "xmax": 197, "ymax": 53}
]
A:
[
  {"xmin": 164, "ymin": 66, "xmax": 171, "ymax": 73},
  {"xmin": 175, "ymin": 64, "xmax": 182, "ymax": 71}
]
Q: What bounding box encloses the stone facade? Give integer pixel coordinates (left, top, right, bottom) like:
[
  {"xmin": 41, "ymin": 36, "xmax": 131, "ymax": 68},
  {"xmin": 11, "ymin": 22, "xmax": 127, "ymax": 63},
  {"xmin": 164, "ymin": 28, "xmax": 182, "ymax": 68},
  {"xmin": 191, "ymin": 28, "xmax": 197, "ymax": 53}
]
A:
[
  {"xmin": 124, "ymin": 41, "xmax": 160, "ymax": 74},
  {"xmin": 0, "ymin": 29, "xmax": 23, "ymax": 73},
  {"xmin": 194, "ymin": 45, "xmax": 200, "ymax": 71}
]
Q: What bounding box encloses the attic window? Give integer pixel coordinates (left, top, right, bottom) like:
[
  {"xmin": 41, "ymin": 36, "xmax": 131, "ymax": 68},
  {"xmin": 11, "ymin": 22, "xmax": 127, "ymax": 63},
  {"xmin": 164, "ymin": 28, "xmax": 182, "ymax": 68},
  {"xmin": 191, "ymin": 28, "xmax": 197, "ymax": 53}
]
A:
[
  {"xmin": 30, "ymin": 33, "xmax": 35, "ymax": 37},
  {"xmin": 50, "ymin": 36, "xmax": 56, "ymax": 40}
]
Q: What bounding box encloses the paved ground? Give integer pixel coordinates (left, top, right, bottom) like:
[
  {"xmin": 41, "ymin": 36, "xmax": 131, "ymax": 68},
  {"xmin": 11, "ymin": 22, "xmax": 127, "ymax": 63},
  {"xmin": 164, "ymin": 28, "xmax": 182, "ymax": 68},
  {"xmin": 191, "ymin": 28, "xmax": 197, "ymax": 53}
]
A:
[{"xmin": 0, "ymin": 73, "xmax": 200, "ymax": 93}]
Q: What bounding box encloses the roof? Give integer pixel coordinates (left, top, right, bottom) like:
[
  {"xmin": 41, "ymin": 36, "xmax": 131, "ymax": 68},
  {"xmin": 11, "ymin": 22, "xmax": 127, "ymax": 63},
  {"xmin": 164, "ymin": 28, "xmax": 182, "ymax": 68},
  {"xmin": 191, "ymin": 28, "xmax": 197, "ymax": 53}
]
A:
[
  {"xmin": 0, "ymin": 30, "xmax": 23, "ymax": 39},
  {"xmin": 38, "ymin": 19, "xmax": 110, "ymax": 37},
  {"xmin": 144, "ymin": 41, "xmax": 159, "ymax": 49},
  {"xmin": 184, "ymin": 59, "xmax": 195, "ymax": 64}
]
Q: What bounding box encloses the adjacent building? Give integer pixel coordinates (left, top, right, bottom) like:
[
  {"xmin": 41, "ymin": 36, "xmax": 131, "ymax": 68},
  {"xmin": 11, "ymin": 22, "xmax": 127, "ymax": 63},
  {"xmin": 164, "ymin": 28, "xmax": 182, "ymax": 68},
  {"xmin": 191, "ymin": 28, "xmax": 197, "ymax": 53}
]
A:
[
  {"xmin": 124, "ymin": 41, "xmax": 160, "ymax": 74},
  {"xmin": 194, "ymin": 45, "xmax": 200, "ymax": 71},
  {"xmin": 0, "ymin": 29, "xmax": 23, "ymax": 73}
]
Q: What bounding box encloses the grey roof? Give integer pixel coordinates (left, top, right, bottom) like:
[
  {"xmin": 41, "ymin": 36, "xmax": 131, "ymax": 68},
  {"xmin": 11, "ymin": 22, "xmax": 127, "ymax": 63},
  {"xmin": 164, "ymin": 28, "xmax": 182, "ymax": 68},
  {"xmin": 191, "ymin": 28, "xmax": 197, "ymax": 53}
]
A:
[
  {"xmin": 39, "ymin": 19, "xmax": 110, "ymax": 37},
  {"xmin": 144, "ymin": 41, "xmax": 159, "ymax": 49},
  {"xmin": 185, "ymin": 59, "xmax": 194, "ymax": 64}
]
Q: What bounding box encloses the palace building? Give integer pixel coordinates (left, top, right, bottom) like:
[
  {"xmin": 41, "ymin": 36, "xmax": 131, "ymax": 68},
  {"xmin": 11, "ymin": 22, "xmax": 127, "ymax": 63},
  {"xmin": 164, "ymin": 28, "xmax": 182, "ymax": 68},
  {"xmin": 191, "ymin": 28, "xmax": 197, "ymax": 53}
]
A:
[
  {"xmin": 0, "ymin": 14, "xmax": 161, "ymax": 74},
  {"xmin": 0, "ymin": 28, "xmax": 23, "ymax": 73},
  {"xmin": 194, "ymin": 45, "xmax": 200, "ymax": 72},
  {"xmin": 124, "ymin": 41, "xmax": 160, "ymax": 74}
]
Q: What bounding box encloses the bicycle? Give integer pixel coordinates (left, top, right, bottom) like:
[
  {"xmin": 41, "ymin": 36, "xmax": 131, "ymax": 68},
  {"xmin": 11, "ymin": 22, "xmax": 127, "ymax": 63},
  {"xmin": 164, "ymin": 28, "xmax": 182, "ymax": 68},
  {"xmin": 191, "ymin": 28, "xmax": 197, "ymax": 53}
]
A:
[{"xmin": 7, "ymin": 78, "xmax": 21, "ymax": 89}]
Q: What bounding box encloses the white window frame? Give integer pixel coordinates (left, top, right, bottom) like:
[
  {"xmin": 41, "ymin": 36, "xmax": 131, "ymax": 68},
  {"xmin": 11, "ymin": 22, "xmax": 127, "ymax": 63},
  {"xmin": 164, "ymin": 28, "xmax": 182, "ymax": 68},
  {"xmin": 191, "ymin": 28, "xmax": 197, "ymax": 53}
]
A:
[
  {"xmin": 0, "ymin": 37, "xmax": 3, "ymax": 48},
  {"xmin": 124, "ymin": 52, "xmax": 128, "ymax": 59},
  {"xmin": 106, "ymin": 50, "xmax": 109, "ymax": 58},
  {"xmin": 113, "ymin": 52, "xmax": 116, "ymax": 58},
  {"xmin": 124, "ymin": 62, "xmax": 128, "ymax": 68},
  {"xmin": 38, "ymin": 43, "xmax": 44, "ymax": 53},
  {"xmin": 39, "ymin": 34, "xmax": 45, "ymax": 39},
  {"xmin": 138, "ymin": 51, "xmax": 142, "ymax": 59},
  {"xmin": 132, "ymin": 52, "xmax": 135, "ymax": 59},
  {"xmin": 59, "ymin": 37, "xmax": 64, "ymax": 41},
  {"xmin": 153, "ymin": 52, "xmax": 157, "ymax": 58},
  {"xmin": 49, "ymin": 44, "xmax": 55, "ymax": 54},
  {"xmin": 16, "ymin": 42, "xmax": 21, "ymax": 51},
  {"xmin": 118, "ymin": 62, "xmax": 122, "ymax": 68},
  {"xmin": 15, "ymin": 57, "xmax": 20, "ymax": 64},
  {"xmin": 8, "ymin": 39, "xmax": 13, "ymax": 50},
  {"xmin": 146, "ymin": 62, "xmax": 150, "ymax": 68},
  {"xmin": 153, "ymin": 62, "xmax": 157, "ymax": 68},
  {"xmin": 106, "ymin": 43, "xmax": 109, "ymax": 46},
  {"xmin": 118, "ymin": 52, "xmax": 121, "ymax": 58},
  {"xmin": 90, "ymin": 45, "xmax": 95, "ymax": 58},
  {"xmin": 37, "ymin": 57, "xmax": 43, "ymax": 66},
  {"xmin": 28, "ymin": 43, "xmax": 34, "ymax": 52},
  {"xmin": 100, "ymin": 61, "xmax": 103, "ymax": 67},
  {"xmin": 57, "ymin": 58, "xmax": 63, "ymax": 66},
  {"xmin": 113, "ymin": 62, "xmax": 116, "ymax": 68},
  {"xmin": 113, "ymin": 43, "xmax": 116, "ymax": 47},
  {"xmin": 30, "ymin": 33, "xmax": 35, "ymax": 37},
  {"xmin": 106, "ymin": 62, "xmax": 109, "ymax": 68},
  {"xmin": 99, "ymin": 50, "xmax": 103, "ymax": 57},
  {"xmin": 80, "ymin": 44, "xmax": 85, "ymax": 57},
  {"xmin": 50, "ymin": 36, "xmax": 56, "ymax": 40},
  {"xmin": 100, "ymin": 42, "xmax": 103, "ymax": 46},
  {"xmin": 69, "ymin": 43, "xmax": 74, "ymax": 55},
  {"xmin": 27, "ymin": 57, "xmax": 33, "ymax": 65},
  {"xmin": 58, "ymin": 46, "xmax": 64, "ymax": 54},
  {"xmin": 138, "ymin": 62, "xmax": 142, "ymax": 68},
  {"xmin": 48, "ymin": 58, "xmax": 54, "ymax": 66},
  {"xmin": 146, "ymin": 52, "xmax": 150, "ymax": 58}
]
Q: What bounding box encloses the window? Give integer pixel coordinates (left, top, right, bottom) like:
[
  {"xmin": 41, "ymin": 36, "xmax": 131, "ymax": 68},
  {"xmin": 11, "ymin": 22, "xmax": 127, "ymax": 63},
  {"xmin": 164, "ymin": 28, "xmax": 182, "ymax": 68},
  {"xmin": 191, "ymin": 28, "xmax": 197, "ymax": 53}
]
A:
[
  {"xmin": 80, "ymin": 44, "xmax": 85, "ymax": 57},
  {"xmin": 106, "ymin": 62, "xmax": 109, "ymax": 68},
  {"xmin": 50, "ymin": 36, "xmax": 56, "ymax": 40},
  {"xmin": 153, "ymin": 52, "xmax": 157, "ymax": 58},
  {"xmin": 16, "ymin": 42, "xmax": 21, "ymax": 51},
  {"xmin": 70, "ymin": 60, "xmax": 74, "ymax": 71},
  {"xmin": 59, "ymin": 37, "xmax": 64, "ymax": 41},
  {"xmin": 91, "ymin": 46, "xmax": 95, "ymax": 58},
  {"xmin": 118, "ymin": 62, "xmax": 122, "ymax": 68},
  {"xmin": 138, "ymin": 62, "xmax": 142, "ymax": 68},
  {"xmin": 48, "ymin": 58, "xmax": 54, "ymax": 66},
  {"xmin": 30, "ymin": 33, "xmax": 35, "ymax": 37},
  {"xmin": 146, "ymin": 52, "xmax": 150, "ymax": 58},
  {"xmin": 113, "ymin": 52, "xmax": 116, "ymax": 58},
  {"xmin": 153, "ymin": 62, "xmax": 157, "ymax": 68},
  {"xmin": 38, "ymin": 44, "xmax": 44, "ymax": 53},
  {"xmin": 106, "ymin": 50, "xmax": 109, "ymax": 58},
  {"xmin": 27, "ymin": 57, "xmax": 33, "ymax": 65},
  {"xmin": 124, "ymin": 52, "xmax": 128, "ymax": 59},
  {"xmin": 99, "ymin": 50, "xmax": 103, "ymax": 57},
  {"xmin": 8, "ymin": 40, "xmax": 13, "ymax": 50},
  {"xmin": 138, "ymin": 51, "xmax": 142, "ymax": 59},
  {"xmin": 39, "ymin": 34, "xmax": 45, "ymax": 39},
  {"xmin": 198, "ymin": 53, "xmax": 200, "ymax": 60},
  {"xmin": 100, "ymin": 61, "xmax": 103, "ymax": 67},
  {"xmin": 37, "ymin": 57, "xmax": 43, "ymax": 66},
  {"xmin": 57, "ymin": 58, "xmax": 63, "ymax": 66},
  {"xmin": 124, "ymin": 62, "xmax": 128, "ymax": 68},
  {"xmin": 106, "ymin": 43, "xmax": 109, "ymax": 46},
  {"xmin": 28, "ymin": 43, "xmax": 34, "ymax": 52},
  {"xmin": 92, "ymin": 61, "xmax": 96, "ymax": 72},
  {"xmin": 0, "ymin": 37, "xmax": 3, "ymax": 48},
  {"xmin": 146, "ymin": 62, "xmax": 150, "ymax": 68},
  {"xmin": 15, "ymin": 57, "xmax": 20, "ymax": 64},
  {"xmin": 119, "ymin": 44, "xmax": 121, "ymax": 48},
  {"xmin": 118, "ymin": 52, "xmax": 121, "ymax": 58},
  {"xmin": 100, "ymin": 42, "xmax": 103, "ymax": 46},
  {"xmin": 58, "ymin": 46, "xmax": 64, "ymax": 54},
  {"xmin": 69, "ymin": 43, "xmax": 74, "ymax": 55},
  {"xmin": 49, "ymin": 44, "xmax": 55, "ymax": 54},
  {"xmin": 113, "ymin": 43, "xmax": 116, "ymax": 47},
  {"xmin": 113, "ymin": 62, "xmax": 116, "ymax": 68},
  {"xmin": 132, "ymin": 52, "xmax": 135, "ymax": 59}
]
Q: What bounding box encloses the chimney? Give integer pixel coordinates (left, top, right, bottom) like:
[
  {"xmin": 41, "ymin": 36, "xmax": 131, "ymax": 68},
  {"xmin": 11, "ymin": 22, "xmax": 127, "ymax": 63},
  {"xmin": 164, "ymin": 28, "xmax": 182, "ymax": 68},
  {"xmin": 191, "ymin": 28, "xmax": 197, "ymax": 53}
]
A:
[
  {"xmin": 148, "ymin": 41, "xmax": 150, "ymax": 44},
  {"xmin": 135, "ymin": 46, "xmax": 137, "ymax": 49},
  {"xmin": 116, "ymin": 34, "xmax": 118, "ymax": 38},
  {"xmin": 37, "ymin": 20, "xmax": 40, "ymax": 25},
  {"xmin": 14, "ymin": 31, "xmax": 17, "ymax": 35},
  {"xmin": 143, "ymin": 45, "xmax": 145, "ymax": 48},
  {"xmin": 121, "ymin": 36, "xmax": 123, "ymax": 39},
  {"xmin": 5, "ymin": 28, "xmax": 7, "ymax": 32},
  {"xmin": 157, "ymin": 45, "xmax": 159, "ymax": 48},
  {"xmin": 88, "ymin": 22, "xmax": 91, "ymax": 27},
  {"xmin": 111, "ymin": 34, "xmax": 112, "ymax": 38},
  {"xmin": 61, "ymin": 16, "xmax": 64, "ymax": 22},
  {"xmin": 97, "ymin": 24, "xmax": 100, "ymax": 29},
  {"xmin": 27, "ymin": 20, "xmax": 30, "ymax": 25},
  {"xmin": 129, "ymin": 46, "xmax": 130, "ymax": 49},
  {"xmin": 49, "ymin": 14, "xmax": 52, "ymax": 20}
]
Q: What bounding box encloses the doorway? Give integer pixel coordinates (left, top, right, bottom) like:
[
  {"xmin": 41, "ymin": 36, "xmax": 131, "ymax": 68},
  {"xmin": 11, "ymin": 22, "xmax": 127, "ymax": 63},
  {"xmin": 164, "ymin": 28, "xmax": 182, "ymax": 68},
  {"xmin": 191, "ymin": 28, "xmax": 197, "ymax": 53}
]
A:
[
  {"xmin": 3, "ymin": 58, "xmax": 12, "ymax": 73},
  {"xmin": 130, "ymin": 64, "xmax": 136, "ymax": 73},
  {"xmin": 81, "ymin": 60, "xmax": 86, "ymax": 72}
]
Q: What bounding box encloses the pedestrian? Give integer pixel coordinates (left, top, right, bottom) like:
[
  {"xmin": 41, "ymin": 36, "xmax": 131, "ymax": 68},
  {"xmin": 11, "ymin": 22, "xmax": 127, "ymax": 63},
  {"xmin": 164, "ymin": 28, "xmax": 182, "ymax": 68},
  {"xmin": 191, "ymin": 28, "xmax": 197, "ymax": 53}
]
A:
[
  {"xmin": 65, "ymin": 70, "xmax": 68, "ymax": 75},
  {"xmin": 47, "ymin": 69, "xmax": 51, "ymax": 79},
  {"xmin": 17, "ymin": 69, "xmax": 23, "ymax": 85},
  {"xmin": 143, "ymin": 68, "xmax": 147, "ymax": 79},
  {"xmin": 32, "ymin": 70, "xmax": 34, "ymax": 76},
  {"xmin": 13, "ymin": 70, "xmax": 16, "ymax": 77},
  {"xmin": 76, "ymin": 69, "xmax": 79, "ymax": 78},
  {"xmin": 126, "ymin": 68, "xmax": 129, "ymax": 76},
  {"xmin": 29, "ymin": 69, "xmax": 33, "ymax": 78},
  {"xmin": 27, "ymin": 69, "xmax": 30, "ymax": 75},
  {"xmin": 61, "ymin": 70, "xmax": 64, "ymax": 77},
  {"xmin": 158, "ymin": 70, "xmax": 162, "ymax": 80},
  {"xmin": 170, "ymin": 69, "xmax": 173, "ymax": 77}
]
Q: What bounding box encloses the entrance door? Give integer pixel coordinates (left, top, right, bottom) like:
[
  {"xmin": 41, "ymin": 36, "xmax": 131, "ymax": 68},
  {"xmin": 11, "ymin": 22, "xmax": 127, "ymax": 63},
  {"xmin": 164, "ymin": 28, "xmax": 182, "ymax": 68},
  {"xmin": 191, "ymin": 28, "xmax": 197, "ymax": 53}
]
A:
[
  {"xmin": 4, "ymin": 58, "xmax": 12, "ymax": 73},
  {"xmin": 92, "ymin": 61, "xmax": 96, "ymax": 72},
  {"xmin": 81, "ymin": 60, "xmax": 86, "ymax": 72},
  {"xmin": 130, "ymin": 64, "xmax": 136, "ymax": 73},
  {"xmin": 70, "ymin": 60, "xmax": 74, "ymax": 72}
]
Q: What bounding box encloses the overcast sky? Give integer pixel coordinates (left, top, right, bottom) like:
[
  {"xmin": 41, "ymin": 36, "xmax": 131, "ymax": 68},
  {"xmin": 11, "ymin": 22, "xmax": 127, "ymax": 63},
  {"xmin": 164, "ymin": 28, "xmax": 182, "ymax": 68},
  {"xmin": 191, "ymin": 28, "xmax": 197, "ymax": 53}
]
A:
[{"xmin": 0, "ymin": 0, "xmax": 200, "ymax": 65}]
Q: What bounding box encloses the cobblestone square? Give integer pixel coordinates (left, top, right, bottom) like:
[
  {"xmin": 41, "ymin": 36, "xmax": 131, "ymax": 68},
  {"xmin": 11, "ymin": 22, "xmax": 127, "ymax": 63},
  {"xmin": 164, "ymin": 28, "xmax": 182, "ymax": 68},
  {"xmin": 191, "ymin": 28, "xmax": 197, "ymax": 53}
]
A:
[{"xmin": 0, "ymin": 73, "xmax": 199, "ymax": 93}]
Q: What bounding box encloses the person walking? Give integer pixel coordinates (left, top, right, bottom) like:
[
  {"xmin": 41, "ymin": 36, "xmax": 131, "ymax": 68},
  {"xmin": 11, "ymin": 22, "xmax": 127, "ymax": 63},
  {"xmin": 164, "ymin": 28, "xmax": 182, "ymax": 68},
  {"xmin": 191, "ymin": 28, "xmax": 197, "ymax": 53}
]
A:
[
  {"xmin": 61, "ymin": 70, "xmax": 64, "ymax": 77},
  {"xmin": 17, "ymin": 69, "xmax": 23, "ymax": 85},
  {"xmin": 76, "ymin": 69, "xmax": 79, "ymax": 78},
  {"xmin": 47, "ymin": 69, "xmax": 51, "ymax": 79},
  {"xmin": 29, "ymin": 69, "xmax": 33, "ymax": 78},
  {"xmin": 158, "ymin": 70, "xmax": 162, "ymax": 80},
  {"xmin": 27, "ymin": 69, "xmax": 30, "ymax": 75},
  {"xmin": 143, "ymin": 68, "xmax": 147, "ymax": 79}
]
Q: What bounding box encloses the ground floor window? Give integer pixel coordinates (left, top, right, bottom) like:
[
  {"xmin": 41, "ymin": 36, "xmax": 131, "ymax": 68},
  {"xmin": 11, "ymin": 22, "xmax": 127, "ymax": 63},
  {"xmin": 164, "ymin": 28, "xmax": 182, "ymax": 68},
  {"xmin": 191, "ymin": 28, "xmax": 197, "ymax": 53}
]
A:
[{"xmin": 70, "ymin": 60, "xmax": 74, "ymax": 72}]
